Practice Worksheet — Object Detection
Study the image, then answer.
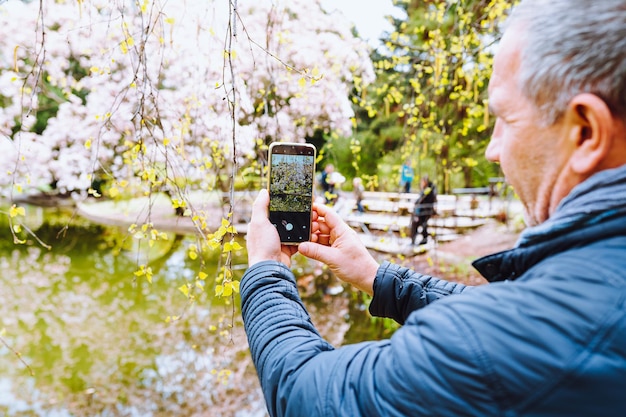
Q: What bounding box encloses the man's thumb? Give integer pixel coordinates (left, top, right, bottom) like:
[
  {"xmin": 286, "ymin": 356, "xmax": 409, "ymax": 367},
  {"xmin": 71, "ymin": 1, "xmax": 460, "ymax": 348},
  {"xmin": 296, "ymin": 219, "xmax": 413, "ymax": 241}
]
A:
[{"xmin": 298, "ymin": 242, "xmax": 333, "ymax": 264}]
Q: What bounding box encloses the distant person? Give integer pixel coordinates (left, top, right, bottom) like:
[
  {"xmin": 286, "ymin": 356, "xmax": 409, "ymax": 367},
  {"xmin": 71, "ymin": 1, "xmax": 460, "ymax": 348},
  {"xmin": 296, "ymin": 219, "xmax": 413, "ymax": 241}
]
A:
[
  {"xmin": 400, "ymin": 160, "xmax": 414, "ymax": 193},
  {"xmin": 242, "ymin": 1, "xmax": 626, "ymax": 416},
  {"xmin": 321, "ymin": 164, "xmax": 345, "ymax": 204},
  {"xmin": 320, "ymin": 164, "xmax": 336, "ymax": 203},
  {"xmin": 352, "ymin": 177, "xmax": 365, "ymax": 214},
  {"xmin": 409, "ymin": 175, "xmax": 437, "ymax": 245}
]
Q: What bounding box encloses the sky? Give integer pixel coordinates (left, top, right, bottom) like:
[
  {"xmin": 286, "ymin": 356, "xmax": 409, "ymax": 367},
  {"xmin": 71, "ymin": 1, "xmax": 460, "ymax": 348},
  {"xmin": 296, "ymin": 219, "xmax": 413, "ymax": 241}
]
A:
[
  {"xmin": 0, "ymin": 0, "xmax": 400, "ymax": 48},
  {"xmin": 319, "ymin": 0, "xmax": 403, "ymax": 48}
]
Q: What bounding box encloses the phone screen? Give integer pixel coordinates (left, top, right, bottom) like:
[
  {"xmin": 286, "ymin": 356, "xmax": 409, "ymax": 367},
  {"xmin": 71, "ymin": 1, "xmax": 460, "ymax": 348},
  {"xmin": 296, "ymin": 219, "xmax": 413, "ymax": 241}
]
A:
[{"xmin": 268, "ymin": 142, "xmax": 316, "ymax": 244}]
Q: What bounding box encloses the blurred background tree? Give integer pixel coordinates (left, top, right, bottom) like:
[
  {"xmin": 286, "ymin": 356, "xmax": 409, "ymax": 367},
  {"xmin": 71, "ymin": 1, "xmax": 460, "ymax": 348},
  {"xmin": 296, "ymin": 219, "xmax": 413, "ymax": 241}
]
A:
[{"xmin": 320, "ymin": 0, "xmax": 515, "ymax": 193}]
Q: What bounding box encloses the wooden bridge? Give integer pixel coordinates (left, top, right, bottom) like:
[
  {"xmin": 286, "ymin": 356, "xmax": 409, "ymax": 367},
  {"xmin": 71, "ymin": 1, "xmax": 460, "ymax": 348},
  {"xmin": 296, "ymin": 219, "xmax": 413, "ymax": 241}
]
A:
[{"xmin": 331, "ymin": 187, "xmax": 520, "ymax": 256}]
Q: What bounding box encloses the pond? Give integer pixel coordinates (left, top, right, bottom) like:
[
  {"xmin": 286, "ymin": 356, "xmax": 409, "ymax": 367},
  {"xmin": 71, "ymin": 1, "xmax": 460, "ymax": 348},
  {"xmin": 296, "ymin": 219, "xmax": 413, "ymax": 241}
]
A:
[{"xmin": 0, "ymin": 202, "xmax": 388, "ymax": 417}]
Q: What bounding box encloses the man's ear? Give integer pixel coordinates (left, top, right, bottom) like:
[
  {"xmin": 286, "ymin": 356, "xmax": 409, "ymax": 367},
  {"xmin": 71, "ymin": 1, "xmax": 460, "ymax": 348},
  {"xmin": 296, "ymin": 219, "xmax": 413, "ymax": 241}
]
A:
[{"xmin": 566, "ymin": 93, "xmax": 614, "ymax": 174}]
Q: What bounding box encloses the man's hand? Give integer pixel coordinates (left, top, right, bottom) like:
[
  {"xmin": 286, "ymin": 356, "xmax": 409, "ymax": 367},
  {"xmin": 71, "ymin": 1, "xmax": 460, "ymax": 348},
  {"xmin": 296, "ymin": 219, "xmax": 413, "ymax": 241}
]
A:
[
  {"xmin": 299, "ymin": 203, "xmax": 379, "ymax": 295},
  {"xmin": 247, "ymin": 189, "xmax": 298, "ymax": 267}
]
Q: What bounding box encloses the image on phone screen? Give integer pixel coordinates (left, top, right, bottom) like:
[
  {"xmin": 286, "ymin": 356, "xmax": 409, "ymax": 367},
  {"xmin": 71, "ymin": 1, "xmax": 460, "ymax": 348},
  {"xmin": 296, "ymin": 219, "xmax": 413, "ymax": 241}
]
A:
[{"xmin": 268, "ymin": 143, "xmax": 316, "ymax": 244}]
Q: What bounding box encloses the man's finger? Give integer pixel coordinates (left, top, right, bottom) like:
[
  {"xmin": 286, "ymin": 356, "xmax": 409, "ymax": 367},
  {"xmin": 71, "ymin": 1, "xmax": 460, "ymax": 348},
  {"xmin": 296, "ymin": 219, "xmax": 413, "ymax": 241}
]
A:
[
  {"xmin": 312, "ymin": 219, "xmax": 331, "ymax": 237},
  {"xmin": 298, "ymin": 241, "xmax": 336, "ymax": 265},
  {"xmin": 251, "ymin": 189, "xmax": 270, "ymax": 222},
  {"xmin": 312, "ymin": 203, "xmax": 348, "ymax": 231}
]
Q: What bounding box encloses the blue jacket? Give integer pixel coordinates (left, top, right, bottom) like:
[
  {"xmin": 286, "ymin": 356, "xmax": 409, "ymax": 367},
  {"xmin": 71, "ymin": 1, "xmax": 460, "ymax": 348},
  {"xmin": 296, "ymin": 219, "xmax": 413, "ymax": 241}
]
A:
[{"xmin": 240, "ymin": 165, "xmax": 626, "ymax": 417}]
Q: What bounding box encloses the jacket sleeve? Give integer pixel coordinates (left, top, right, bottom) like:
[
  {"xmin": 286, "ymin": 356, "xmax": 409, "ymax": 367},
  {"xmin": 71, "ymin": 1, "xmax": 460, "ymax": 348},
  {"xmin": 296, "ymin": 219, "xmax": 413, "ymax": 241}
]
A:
[
  {"xmin": 240, "ymin": 261, "xmax": 494, "ymax": 417},
  {"xmin": 369, "ymin": 261, "xmax": 471, "ymax": 324},
  {"xmin": 240, "ymin": 261, "xmax": 335, "ymax": 416}
]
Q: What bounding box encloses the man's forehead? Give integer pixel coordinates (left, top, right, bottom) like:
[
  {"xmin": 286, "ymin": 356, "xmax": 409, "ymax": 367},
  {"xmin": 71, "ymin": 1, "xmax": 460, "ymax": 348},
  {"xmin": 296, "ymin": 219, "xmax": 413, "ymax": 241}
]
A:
[
  {"xmin": 493, "ymin": 31, "xmax": 522, "ymax": 78},
  {"xmin": 488, "ymin": 30, "xmax": 524, "ymax": 110}
]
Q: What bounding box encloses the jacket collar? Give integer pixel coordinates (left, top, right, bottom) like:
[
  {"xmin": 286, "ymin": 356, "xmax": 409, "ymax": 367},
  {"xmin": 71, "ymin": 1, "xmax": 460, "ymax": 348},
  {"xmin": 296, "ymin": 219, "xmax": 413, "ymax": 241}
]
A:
[{"xmin": 473, "ymin": 165, "xmax": 626, "ymax": 282}]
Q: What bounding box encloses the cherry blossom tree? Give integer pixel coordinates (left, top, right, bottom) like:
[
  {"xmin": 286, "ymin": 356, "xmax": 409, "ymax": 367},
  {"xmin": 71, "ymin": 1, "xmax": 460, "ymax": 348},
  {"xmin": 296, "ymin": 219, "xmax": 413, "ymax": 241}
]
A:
[{"xmin": 0, "ymin": 0, "xmax": 374, "ymax": 200}]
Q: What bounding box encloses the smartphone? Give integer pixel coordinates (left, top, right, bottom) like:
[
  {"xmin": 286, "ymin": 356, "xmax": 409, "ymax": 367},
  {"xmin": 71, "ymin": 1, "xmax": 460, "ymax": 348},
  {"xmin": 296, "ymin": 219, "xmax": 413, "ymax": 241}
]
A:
[{"xmin": 267, "ymin": 142, "xmax": 316, "ymax": 244}]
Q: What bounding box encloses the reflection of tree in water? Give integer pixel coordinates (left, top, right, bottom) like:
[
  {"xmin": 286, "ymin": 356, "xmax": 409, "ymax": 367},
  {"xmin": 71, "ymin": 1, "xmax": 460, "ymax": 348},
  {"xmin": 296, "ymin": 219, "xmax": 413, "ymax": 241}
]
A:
[
  {"xmin": 0, "ymin": 210, "xmax": 355, "ymax": 416},
  {"xmin": 0, "ymin": 220, "xmax": 261, "ymax": 416},
  {"xmin": 270, "ymin": 159, "xmax": 314, "ymax": 212}
]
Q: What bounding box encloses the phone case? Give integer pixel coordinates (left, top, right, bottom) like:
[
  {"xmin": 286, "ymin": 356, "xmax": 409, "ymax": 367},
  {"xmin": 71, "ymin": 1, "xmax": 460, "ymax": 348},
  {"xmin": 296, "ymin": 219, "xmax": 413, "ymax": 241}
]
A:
[{"xmin": 267, "ymin": 142, "xmax": 316, "ymax": 244}]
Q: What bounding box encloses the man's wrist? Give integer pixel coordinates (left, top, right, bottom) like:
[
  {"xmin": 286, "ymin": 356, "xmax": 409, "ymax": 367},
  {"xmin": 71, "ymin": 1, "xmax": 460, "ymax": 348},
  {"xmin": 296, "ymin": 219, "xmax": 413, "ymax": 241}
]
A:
[{"xmin": 357, "ymin": 259, "xmax": 380, "ymax": 296}]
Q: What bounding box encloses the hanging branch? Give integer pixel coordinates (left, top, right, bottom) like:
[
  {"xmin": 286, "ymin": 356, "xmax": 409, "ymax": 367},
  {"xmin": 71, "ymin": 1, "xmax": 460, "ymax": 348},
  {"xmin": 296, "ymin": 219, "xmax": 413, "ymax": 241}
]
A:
[
  {"xmin": 0, "ymin": 333, "xmax": 34, "ymax": 376},
  {"xmin": 221, "ymin": 0, "xmax": 240, "ymax": 332}
]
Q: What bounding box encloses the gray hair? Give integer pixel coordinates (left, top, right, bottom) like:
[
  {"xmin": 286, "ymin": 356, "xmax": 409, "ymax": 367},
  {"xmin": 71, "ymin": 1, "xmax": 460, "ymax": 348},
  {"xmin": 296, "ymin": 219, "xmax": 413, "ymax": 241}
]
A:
[{"xmin": 506, "ymin": 0, "xmax": 626, "ymax": 125}]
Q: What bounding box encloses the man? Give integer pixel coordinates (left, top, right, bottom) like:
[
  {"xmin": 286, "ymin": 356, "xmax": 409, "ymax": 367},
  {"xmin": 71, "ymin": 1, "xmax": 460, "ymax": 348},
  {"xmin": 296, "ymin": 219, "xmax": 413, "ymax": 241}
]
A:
[
  {"xmin": 241, "ymin": 1, "xmax": 626, "ymax": 416},
  {"xmin": 409, "ymin": 175, "xmax": 437, "ymax": 245},
  {"xmin": 352, "ymin": 176, "xmax": 365, "ymax": 214}
]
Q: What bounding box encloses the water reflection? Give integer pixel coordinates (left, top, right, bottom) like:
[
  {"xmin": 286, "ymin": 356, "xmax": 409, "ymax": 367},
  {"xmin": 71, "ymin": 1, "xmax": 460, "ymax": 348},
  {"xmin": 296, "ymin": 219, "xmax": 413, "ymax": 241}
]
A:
[
  {"xmin": 0, "ymin": 203, "xmax": 381, "ymax": 416},
  {"xmin": 0, "ymin": 204, "xmax": 266, "ymax": 416}
]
